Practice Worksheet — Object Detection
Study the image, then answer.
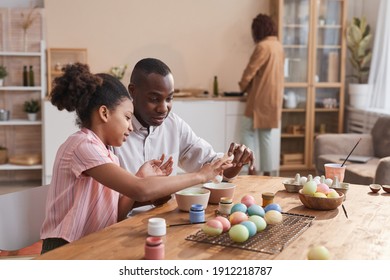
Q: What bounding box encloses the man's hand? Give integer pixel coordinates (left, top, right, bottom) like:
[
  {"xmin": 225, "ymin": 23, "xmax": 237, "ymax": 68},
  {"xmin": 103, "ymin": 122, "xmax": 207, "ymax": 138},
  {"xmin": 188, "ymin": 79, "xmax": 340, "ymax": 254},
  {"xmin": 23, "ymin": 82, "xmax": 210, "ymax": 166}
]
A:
[{"xmin": 223, "ymin": 143, "xmax": 255, "ymax": 179}]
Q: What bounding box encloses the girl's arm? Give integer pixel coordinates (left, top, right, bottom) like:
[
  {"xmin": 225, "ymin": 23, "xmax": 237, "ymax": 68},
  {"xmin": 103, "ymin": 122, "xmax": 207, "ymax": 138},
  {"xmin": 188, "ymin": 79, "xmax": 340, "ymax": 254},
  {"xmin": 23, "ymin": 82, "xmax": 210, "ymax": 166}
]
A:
[{"xmin": 85, "ymin": 157, "xmax": 232, "ymax": 204}]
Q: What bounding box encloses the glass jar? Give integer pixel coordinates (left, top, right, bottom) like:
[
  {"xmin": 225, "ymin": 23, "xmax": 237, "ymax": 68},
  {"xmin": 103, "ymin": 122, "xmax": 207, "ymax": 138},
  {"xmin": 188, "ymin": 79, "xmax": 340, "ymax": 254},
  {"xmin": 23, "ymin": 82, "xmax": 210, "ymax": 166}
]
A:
[
  {"xmin": 218, "ymin": 197, "xmax": 233, "ymax": 215},
  {"xmin": 262, "ymin": 192, "xmax": 275, "ymax": 207},
  {"xmin": 147, "ymin": 217, "xmax": 166, "ymax": 237},
  {"xmin": 189, "ymin": 204, "xmax": 205, "ymax": 223},
  {"xmin": 144, "ymin": 236, "xmax": 164, "ymax": 260}
]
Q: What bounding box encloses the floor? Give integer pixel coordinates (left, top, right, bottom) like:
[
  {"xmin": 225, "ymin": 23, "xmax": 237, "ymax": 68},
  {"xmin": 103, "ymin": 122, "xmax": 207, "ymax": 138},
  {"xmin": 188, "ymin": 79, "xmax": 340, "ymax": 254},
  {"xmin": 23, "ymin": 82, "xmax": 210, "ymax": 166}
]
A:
[{"xmin": 0, "ymin": 241, "xmax": 42, "ymax": 259}]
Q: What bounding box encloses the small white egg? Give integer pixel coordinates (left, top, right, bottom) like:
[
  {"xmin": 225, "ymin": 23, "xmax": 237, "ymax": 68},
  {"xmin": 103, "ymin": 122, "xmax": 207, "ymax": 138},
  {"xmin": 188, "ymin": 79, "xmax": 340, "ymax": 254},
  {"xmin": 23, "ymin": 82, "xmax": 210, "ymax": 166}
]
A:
[
  {"xmin": 300, "ymin": 176, "xmax": 308, "ymax": 185},
  {"xmin": 325, "ymin": 178, "xmax": 333, "ymax": 187},
  {"xmin": 213, "ymin": 174, "xmax": 223, "ymax": 183}
]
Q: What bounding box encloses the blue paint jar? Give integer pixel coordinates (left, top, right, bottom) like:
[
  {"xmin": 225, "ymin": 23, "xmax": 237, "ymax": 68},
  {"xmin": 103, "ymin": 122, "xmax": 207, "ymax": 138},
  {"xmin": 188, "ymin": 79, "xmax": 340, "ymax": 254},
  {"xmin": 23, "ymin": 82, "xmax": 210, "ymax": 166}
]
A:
[{"xmin": 189, "ymin": 204, "xmax": 205, "ymax": 223}]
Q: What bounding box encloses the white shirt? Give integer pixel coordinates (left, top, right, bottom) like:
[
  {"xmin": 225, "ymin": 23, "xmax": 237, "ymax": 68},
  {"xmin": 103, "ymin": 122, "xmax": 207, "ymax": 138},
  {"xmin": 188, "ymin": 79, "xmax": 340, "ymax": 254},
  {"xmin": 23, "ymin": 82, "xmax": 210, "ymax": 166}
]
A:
[{"xmin": 114, "ymin": 112, "xmax": 223, "ymax": 174}]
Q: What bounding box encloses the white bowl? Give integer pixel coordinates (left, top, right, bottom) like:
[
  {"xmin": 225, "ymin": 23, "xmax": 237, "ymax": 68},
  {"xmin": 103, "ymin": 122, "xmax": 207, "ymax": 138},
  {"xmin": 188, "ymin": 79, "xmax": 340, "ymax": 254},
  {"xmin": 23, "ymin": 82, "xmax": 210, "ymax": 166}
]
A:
[
  {"xmin": 202, "ymin": 182, "xmax": 236, "ymax": 204},
  {"xmin": 174, "ymin": 186, "xmax": 210, "ymax": 212}
]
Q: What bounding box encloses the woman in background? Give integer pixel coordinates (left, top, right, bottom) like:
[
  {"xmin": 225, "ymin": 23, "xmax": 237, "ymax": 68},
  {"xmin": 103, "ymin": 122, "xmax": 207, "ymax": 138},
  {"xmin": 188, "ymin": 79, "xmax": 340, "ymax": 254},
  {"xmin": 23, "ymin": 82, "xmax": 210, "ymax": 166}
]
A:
[
  {"xmin": 239, "ymin": 13, "xmax": 284, "ymax": 176},
  {"xmin": 40, "ymin": 63, "xmax": 232, "ymax": 253}
]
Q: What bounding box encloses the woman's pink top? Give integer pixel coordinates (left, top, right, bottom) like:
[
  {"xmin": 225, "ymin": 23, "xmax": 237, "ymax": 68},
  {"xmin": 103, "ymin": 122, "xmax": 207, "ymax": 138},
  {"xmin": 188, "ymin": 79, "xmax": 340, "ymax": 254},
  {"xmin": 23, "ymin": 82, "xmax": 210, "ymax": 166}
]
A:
[{"xmin": 41, "ymin": 128, "xmax": 120, "ymax": 242}]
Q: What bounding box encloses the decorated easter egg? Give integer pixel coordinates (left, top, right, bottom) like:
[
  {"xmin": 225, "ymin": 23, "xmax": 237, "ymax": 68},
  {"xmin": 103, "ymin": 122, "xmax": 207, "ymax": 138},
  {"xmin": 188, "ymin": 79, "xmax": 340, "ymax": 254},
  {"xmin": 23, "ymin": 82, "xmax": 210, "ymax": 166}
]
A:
[
  {"xmin": 240, "ymin": 221, "xmax": 257, "ymax": 237},
  {"xmin": 230, "ymin": 203, "xmax": 247, "ymax": 214},
  {"xmin": 327, "ymin": 189, "xmax": 340, "ymax": 198},
  {"xmin": 316, "ymin": 183, "xmax": 330, "ymax": 194},
  {"xmin": 247, "ymin": 204, "xmax": 265, "ymax": 217},
  {"xmin": 313, "ymin": 192, "xmax": 327, "ymax": 198},
  {"xmin": 228, "ymin": 224, "xmax": 249, "ymax": 243},
  {"xmin": 307, "ymin": 245, "xmax": 331, "ymax": 260},
  {"xmin": 201, "ymin": 219, "xmax": 223, "ymax": 236},
  {"xmin": 229, "ymin": 211, "xmax": 248, "ymax": 225},
  {"xmin": 241, "ymin": 194, "xmax": 256, "ymax": 207},
  {"xmin": 248, "ymin": 215, "xmax": 267, "ymax": 232},
  {"xmin": 264, "ymin": 203, "xmax": 282, "ymax": 213},
  {"xmin": 264, "ymin": 210, "xmax": 283, "ymax": 225},
  {"xmin": 302, "ymin": 180, "xmax": 317, "ymax": 195},
  {"xmin": 214, "ymin": 216, "xmax": 231, "ymax": 232}
]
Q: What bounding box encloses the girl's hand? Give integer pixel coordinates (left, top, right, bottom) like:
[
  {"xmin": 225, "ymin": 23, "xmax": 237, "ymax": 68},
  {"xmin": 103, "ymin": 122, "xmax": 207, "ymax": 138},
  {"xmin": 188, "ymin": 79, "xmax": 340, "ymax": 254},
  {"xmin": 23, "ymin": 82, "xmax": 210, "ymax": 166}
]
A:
[
  {"xmin": 199, "ymin": 157, "xmax": 233, "ymax": 183},
  {"xmin": 135, "ymin": 154, "xmax": 174, "ymax": 178}
]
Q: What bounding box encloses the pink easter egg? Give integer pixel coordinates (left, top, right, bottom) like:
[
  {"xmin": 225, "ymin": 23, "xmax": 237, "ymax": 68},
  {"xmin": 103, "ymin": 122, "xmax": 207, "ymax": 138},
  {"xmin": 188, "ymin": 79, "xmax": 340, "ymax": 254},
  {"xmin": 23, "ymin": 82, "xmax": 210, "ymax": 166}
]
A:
[
  {"xmin": 316, "ymin": 183, "xmax": 330, "ymax": 194},
  {"xmin": 241, "ymin": 194, "xmax": 256, "ymax": 207},
  {"xmin": 214, "ymin": 216, "xmax": 231, "ymax": 232},
  {"xmin": 202, "ymin": 219, "xmax": 223, "ymax": 236},
  {"xmin": 229, "ymin": 211, "xmax": 248, "ymax": 225}
]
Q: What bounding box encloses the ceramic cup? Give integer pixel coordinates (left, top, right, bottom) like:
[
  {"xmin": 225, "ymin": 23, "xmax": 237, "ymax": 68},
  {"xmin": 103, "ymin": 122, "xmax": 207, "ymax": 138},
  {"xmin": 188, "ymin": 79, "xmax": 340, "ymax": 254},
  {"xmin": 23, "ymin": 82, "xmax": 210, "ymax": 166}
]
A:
[{"xmin": 324, "ymin": 163, "xmax": 346, "ymax": 182}]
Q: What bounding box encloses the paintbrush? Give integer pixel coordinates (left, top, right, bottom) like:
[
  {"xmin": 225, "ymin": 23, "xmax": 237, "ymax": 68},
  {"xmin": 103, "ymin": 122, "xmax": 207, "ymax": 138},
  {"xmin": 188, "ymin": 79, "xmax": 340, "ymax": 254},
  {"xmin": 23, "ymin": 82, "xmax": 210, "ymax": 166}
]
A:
[
  {"xmin": 341, "ymin": 138, "xmax": 362, "ymax": 167},
  {"xmin": 167, "ymin": 221, "xmax": 206, "ymax": 227},
  {"xmin": 342, "ymin": 204, "xmax": 348, "ymax": 219}
]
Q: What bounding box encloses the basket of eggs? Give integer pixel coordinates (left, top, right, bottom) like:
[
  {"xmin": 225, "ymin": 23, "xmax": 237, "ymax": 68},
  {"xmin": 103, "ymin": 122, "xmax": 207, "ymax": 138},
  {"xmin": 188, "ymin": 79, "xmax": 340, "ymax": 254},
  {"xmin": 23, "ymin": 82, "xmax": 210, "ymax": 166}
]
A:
[{"xmin": 298, "ymin": 179, "xmax": 344, "ymax": 211}]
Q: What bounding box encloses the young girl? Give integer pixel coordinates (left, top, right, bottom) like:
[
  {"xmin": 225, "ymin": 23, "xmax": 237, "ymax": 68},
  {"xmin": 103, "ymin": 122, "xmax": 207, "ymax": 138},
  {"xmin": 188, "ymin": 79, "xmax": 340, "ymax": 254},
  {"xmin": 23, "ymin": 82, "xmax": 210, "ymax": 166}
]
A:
[{"xmin": 40, "ymin": 63, "xmax": 231, "ymax": 254}]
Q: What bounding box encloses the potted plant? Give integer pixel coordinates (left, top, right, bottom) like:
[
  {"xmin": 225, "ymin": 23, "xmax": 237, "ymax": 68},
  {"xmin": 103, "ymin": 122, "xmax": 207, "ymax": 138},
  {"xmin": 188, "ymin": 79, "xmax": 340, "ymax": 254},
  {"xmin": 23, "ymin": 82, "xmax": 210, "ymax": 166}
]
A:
[
  {"xmin": 0, "ymin": 65, "xmax": 8, "ymax": 86},
  {"xmin": 23, "ymin": 98, "xmax": 40, "ymax": 121},
  {"xmin": 346, "ymin": 16, "xmax": 373, "ymax": 109}
]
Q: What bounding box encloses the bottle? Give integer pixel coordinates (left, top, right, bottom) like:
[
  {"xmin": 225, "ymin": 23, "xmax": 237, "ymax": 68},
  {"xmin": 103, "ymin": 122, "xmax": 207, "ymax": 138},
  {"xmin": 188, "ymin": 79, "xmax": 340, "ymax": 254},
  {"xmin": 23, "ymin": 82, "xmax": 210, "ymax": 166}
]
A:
[
  {"xmin": 23, "ymin": 66, "xmax": 28, "ymax": 86},
  {"xmin": 29, "ymin": 65, "xmax": 35, "ymax": 87},
  {"xmin": 218, "ymin": 197, "xmax": 233, "ymax": 215},
  {"xmin": 189, "ymin": 204, "xmax": 205, "ymax": 223},
  {"xmin": 213, "ymin": 76, "xmax": 219, "ymax": 97},
  {"xmin": 144, "ymin": 236, "xmax": 165, "ymax": 260},
  {"xmin": 147, "ymin": 217, "xmax": 166, "ymax": 237},
  {"xmin": 262, "ymin": 192, "xmax": 275, "ymax": 207}
]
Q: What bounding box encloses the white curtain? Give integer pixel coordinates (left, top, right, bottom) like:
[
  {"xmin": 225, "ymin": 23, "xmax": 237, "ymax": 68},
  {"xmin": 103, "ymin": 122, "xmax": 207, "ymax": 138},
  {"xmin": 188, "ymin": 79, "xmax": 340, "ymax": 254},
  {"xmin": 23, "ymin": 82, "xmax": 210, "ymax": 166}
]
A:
[{"xmin": 368, "ymin": 0, "xmax": 390, "ymax": 111}]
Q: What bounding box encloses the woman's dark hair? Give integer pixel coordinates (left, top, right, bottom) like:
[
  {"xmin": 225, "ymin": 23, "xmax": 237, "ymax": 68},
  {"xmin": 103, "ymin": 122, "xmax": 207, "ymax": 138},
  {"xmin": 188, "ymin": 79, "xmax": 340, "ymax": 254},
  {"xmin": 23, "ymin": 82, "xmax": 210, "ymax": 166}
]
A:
[
  {"xmin": 251, "ymin": 13, "xmax": 277, "ymax": 43},
  {"xmin": 50, "ymin": 63, "xmax": 131, "ymax": 128}
]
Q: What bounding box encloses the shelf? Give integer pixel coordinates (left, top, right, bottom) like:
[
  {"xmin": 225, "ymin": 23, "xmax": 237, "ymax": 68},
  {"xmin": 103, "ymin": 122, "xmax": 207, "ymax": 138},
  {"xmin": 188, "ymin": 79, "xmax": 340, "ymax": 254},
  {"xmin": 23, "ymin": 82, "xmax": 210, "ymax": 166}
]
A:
[
  {"xmin": 0, "ymin": 164, "xmax": 42, "ymax": 171},
  {"xmin": 0, "ymin": 86, "xmax": 42, "ymax": 91},
  {"xmin": 0, "ymin": 119, "xmax": 42, "ymax": 126},
  {"xmin": 282, "ymin": 108, "xmax": 306, "ymax": 113},
  {"xmin": 281, "ymin": 133, "xmax": 305, "ymax": 138},
  {"xmin": 314, "ymin": 108, "xmax": 339, "ymax": 112},
  {"xmin": 0, "ymin": 51, "xmax": 42, "ymax": 57}
]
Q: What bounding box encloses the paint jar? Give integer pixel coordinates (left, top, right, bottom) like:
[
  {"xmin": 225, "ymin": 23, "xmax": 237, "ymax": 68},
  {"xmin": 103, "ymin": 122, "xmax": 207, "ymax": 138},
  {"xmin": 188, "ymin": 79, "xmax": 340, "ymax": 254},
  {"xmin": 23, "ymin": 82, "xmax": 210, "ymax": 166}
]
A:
[
  {"xmin": 262, "ymin": 192, "xmax": 275, "ymax": 207},
  {"xmin": 147, "ymin": 217, "xmax": 166, "ymax": 237},
  {"xmin": 218, "ymin": 197, "xmax": 233, "ymax": 215},
  {"xmin": 189, "ymin": 204, "xmax": 205, "ymax": 223},
  {"xmin": 144, "ymin": 236, "xmax": 164, "ymax": 260}
]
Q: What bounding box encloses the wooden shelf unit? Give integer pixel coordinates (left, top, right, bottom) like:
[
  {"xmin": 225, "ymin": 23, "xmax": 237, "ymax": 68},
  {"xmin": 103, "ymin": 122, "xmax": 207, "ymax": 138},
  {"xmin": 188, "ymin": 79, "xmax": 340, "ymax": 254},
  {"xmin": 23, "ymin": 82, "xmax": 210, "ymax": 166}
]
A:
[
  {"xmin": 271, "ymin": 0, "xmax": 348, "ymax": 171},
  {"xmin": 46, "ymin": 48, "xmax": 88, "ymax": 95},
  {"xmin": 0, "ymin": 7, "xmax": 46, "ymax": 184}
]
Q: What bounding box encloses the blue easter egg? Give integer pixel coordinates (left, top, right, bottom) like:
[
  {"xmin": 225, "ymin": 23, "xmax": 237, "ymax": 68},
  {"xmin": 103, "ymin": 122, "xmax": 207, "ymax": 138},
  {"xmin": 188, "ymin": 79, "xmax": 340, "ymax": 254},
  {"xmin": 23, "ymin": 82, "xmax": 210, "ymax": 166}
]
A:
[
  {"xmin": 240, "ymin": 221, "xmax": 257, "ymax": 237},
  {"xmin": 247, "ymin": 204, "xmax": 265, "ymax": 217},
  {"xmin": 230, "ymin": 203, "xmax": 247, "ymax": 214},
  {"xmin": 264, "ymin": 203, "xmax": 282, "ymax": 213}
]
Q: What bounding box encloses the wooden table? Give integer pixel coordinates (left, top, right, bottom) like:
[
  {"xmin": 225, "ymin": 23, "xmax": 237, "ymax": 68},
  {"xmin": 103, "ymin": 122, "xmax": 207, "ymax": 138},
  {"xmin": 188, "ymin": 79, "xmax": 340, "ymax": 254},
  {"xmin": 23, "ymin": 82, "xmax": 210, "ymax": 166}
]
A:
[{"xmin": 35, "ymin": 176, "xmax": 390, "ymax": 260}]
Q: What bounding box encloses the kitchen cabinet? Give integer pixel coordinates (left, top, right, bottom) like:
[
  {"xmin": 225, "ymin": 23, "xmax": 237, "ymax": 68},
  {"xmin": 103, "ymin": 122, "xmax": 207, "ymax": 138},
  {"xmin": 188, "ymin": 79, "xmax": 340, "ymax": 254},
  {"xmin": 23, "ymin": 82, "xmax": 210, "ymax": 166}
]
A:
[
  {"xmin": 46, "ymin": 48, "xmax": 87, "ymax": 95},
  {"xmin": 270, "ymin": 0, "xmax": 347, "ymax": 171},
  {"xmin": 173, "ymin": 99, "xmax": 280, "ymax": 174},
  {"xmin": 0, "ymin": 8, "xmax": 45, "ymax": 185}
]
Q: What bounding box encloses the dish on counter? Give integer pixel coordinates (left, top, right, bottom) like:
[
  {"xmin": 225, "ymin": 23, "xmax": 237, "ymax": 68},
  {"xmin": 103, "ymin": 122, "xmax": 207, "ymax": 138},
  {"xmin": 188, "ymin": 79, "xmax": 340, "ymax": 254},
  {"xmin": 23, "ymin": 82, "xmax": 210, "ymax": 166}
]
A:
[{"xmin": 282, "ymin": 179, "xmax": 303, "ymax": 193}]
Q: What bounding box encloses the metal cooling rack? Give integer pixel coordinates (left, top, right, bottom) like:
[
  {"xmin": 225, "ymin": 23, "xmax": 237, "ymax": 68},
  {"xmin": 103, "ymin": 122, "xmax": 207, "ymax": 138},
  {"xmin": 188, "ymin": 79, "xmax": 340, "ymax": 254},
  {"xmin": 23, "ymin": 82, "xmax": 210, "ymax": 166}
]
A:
[{"xmin": 185, "ymin": 212, "xmax": 315, "ymax": 254}]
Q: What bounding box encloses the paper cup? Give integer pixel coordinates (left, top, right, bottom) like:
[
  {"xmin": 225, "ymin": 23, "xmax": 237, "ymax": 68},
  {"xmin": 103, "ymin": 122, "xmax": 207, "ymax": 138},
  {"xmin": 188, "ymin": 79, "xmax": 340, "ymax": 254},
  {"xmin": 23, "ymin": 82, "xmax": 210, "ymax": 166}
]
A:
[{"xmin": 324, "ymin": 163, "xmax": 346, "ymax": 182}]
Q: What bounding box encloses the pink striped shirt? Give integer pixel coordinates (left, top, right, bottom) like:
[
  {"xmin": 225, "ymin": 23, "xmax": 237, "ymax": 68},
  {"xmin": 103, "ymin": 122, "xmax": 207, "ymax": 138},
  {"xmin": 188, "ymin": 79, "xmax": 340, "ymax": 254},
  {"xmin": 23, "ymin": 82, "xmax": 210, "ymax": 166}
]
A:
[{"xmin": 41, "ymin": 128, "xmax": 120, "ymax": 242}]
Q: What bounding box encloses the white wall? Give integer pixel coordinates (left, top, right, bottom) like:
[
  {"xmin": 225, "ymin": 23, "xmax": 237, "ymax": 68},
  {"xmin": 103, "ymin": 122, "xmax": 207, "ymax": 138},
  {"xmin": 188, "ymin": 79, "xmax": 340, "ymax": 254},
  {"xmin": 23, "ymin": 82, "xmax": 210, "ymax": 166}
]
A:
[{"xmin": 44, "ymin": 0, "xmax": 269, "ymax": 93}]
